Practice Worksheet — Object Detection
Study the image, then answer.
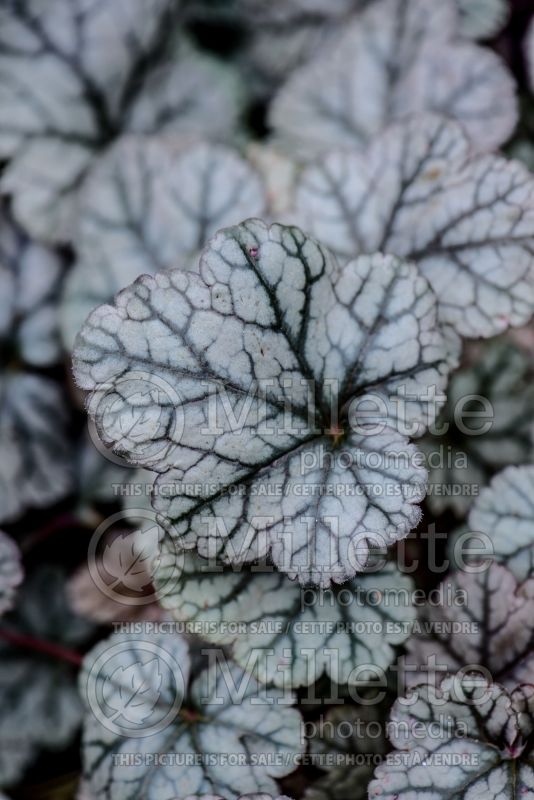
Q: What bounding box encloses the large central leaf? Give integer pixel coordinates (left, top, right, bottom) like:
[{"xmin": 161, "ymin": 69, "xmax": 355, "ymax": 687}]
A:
[{"xmin": 74, "ymin": 219, "xmax": 456, "ymax": 585}]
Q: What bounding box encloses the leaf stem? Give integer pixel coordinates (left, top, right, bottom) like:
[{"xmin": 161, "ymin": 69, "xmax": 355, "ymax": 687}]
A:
[
  {"xmin": 21, "ymin": 512, "xmax": 82, "ymax": 553},
  {"xmin": 0, "ymin": 627, "xmax": 83, "ymax": 666}
]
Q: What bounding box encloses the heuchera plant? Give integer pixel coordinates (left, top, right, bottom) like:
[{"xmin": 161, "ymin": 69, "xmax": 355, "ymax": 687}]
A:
[
  {"xmin": 2, "ymin": 0, "xmax": 534, "ymax": 798},
  {"xmin": 73, "ymin": 219, "xmax": 453, "ymax": 585}
]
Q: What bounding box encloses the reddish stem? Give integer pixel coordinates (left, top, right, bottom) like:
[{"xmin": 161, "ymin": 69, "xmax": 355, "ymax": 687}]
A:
[
  {"xmin": 0, "ymin": 627, "xmax": 83, "ymax": 666},
  {"xmin": 21, "ymin": 512, "xmax": 82, "ymax": 553}
]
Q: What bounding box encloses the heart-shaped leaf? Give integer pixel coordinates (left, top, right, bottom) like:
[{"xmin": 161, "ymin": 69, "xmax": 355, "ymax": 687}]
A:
[
  {"xmin": 154, "ymin": 539, "xmax": 415, "ymax": 687},
  {"xmin": 0, "ymin": 531, "xmax": 22, "ymax": 617},
  {"xmin": 294, "ymin": 114, "xmax": 534, "ymax": 337},
  {"xmin": 270, "ymin": 0, "xmax": 517, "ymax": 157},
  {"xmin": 0, "ymin": 0, "xmax": 242, "ymax": 242},
  {"xmin": 81, "ymin": 631, "xmax": 304, "ymax": 799},
  {"xmin": 369, "ymin": 675, "xmax": 534, "ymax": 799},
  {"xmin": 404, "ymin": 562, "xmax": 534, "ymax": 689},
  {"xmin": 61, "ymin": 136, "xmax": 268, "ymax": 349},
  {"xmin": 0, "ymin": 567, "xmax": 94, "ymax": 788},
  {"xmin": 0, "ymin": 373, "xmax": 73, "ymax": 523},
  {"xmin": 420, "ymin": 340, "xmax": 534, "ymax": 516},
  {"xmin": 73, "ymin": 219, "xmax": 457, "ymax": 585}
]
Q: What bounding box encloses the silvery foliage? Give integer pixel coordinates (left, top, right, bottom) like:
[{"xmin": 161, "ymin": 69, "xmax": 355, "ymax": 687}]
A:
[
  {"xmin": 369, "ymin": 675, "xmax": 534, "ymax": 799},
  {"xmin": 0, "ymin": 0, "xmax": 242, "ymax": 243},
  {"xmin": 237, "ymin": 0, "xmax": 505, "ymax": 37},
  {"xmin": 154, "ymin": 539, "xmax": 415, "ymax": 687},
  {"xmin": 466, "ymin": 465, "xmax": 534, "ymax": 583},
  {"xmin": 61, "ymin": 136, "xmax": 268, "ymax": 349},
  {"xmin": 0, "ymin": 207, "xmax": 73, "ymax": 522},
  {"xmin": 0, "ymin": 567, "xmax": 93, "ymax": 787},
  {"xmin": 455, "ymin": 0, "xmax": 509, "ymax": 39},
  {"xmin": 80, "ymin": 631, "xmax": 303, "ymax": 800},
  {"xmin": 0, "ymin": 205, "xmax": 63, "ymax": 364},
  {"xmin": 73, "ymin": 219, "xmax": 457, "ymax": 586},
  {"xmin": 404, "ymin": 561, "xmax": 534, "ymax": 689},
  {"xmin": 420, "ymin": 340, "xmax": 534, "ymax": 516},
  {"xmin": 237, "ymin": 0, "xmax": 508, "ymax": 95},
  {"xmin": 294, "ymin": 114, "xmax": 534, "ymax": 338},
  {"xmin": 0, "ymin": 374, "xmax": 73, "ymax": 523},
  {"xmin": 0, "ymin": 531, "xmax": 23, "ymax": 616},
  {"xmin": 269, "ymin": 0, "xmax": 517, "ymax": 158}
]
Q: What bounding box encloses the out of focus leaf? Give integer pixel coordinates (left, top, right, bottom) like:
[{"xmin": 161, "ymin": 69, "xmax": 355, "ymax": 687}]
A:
[
  {"xmin": 0, "ymin": 373, "xmax": 73, "ymax": 523},
  {"xmin": 0, "ymin": 531, "xmax": 22, "ymax": 617},
  {"xmin": 60, "ymin": 136, "xmax": 267, "ymax": 349},
  {"xmin": 467, "ymin": 465, "xmax": 534, "ymax": 582},
  {"xmin": 294, "ymin": 114, "xmax": 534, "ymax": 337},
  {"xmin": 0, "ymin": 204, "xmax": 64, "ymax": 365},
  {"xmin": 0, "ymin": 567, "xmax": 94, "ymax": 788},
  {"xmin": 420, "ymin": 340, "xmax": 534, "ymax": 516},
  {"xmin": 456, "ymin": 0, "xmax": 508, "ymax": 39},
  {"xmin": 0, "ymin": 0, "xmax": 243, "ymax": 242},
  {"xmin": 270, "ymin": 0, "xmax": 517, "ymax": 157}
]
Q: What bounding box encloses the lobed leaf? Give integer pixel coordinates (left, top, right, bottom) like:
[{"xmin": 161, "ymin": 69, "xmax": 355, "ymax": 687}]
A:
[
  {"xmin": 295, "ymin": 114, "xmax": 534, "ymax": 337},
  {"xmin": 369, "ymin": 675, "xmax": 534, "ymax": 799},
  {"xmin": 270, "ymin": 0, "xmax": 517, "ymax": 157},
  {"xmin": 80, "ymin": 632, "xmax": 304, "ymax": 800},
  {"xmin": 527, "ymin": 18, "xmax": 534, "ymax": 94},
  {"xmin": 0, "ymin": 0, "xmax": 242, "ymax": 242},
  {"xmin": 404, "ymin": 562, "xmax": 534, "ymax": 689},
  {"xmin": 61, "ymin": 136, "xmax": 267, "ymax": 349},
  {"xmin": 154, "ymin": 540, "xmax": 415, "ymax": 687},
  {"xmin": 73, "ymin": 220, "xmax": 454, "ymax": 585}
]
